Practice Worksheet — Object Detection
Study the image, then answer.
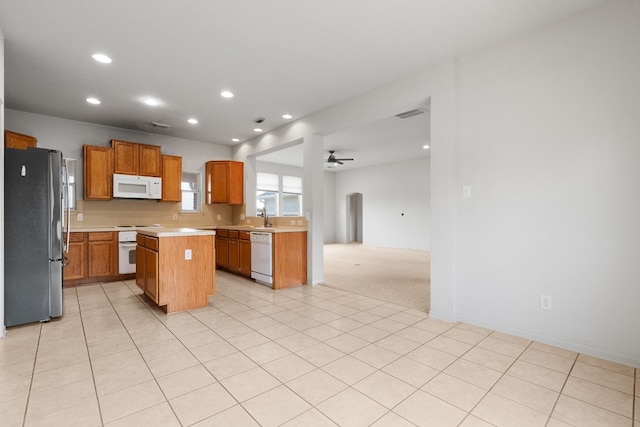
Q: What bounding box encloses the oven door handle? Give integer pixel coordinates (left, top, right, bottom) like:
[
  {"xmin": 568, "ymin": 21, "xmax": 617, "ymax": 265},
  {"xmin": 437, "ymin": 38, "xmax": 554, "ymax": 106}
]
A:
[{"xmin": 119, "ymin": 242, "xmax": 138, "ymax": 248}]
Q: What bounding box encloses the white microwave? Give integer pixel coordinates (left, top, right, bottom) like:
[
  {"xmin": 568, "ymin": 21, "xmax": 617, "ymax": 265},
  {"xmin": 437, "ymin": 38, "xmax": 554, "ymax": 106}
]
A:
[{"xmin": 113, "ymin": 173, "xmax": 162, "ymax": 199}]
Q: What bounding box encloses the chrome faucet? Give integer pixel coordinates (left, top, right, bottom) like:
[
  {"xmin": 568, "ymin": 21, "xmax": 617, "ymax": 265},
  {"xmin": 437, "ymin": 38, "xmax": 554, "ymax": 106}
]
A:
[{"xmin": 262, "ymin": 207, "xmax": 269, "ymax": 227}]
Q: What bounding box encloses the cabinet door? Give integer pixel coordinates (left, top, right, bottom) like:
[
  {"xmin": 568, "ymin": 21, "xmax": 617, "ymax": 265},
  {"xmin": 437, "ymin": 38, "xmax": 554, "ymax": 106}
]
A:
[
  {"xmin": 239, "ymin": 238, "xmax": 252, "ymax": 277},
  {"xmin": 63, "ymin": 235, "xmax": 86, "ymax": 281},
  {"xmin": 161, "ymin": 155, "xmax": 182, "ymax": 202},
  {"xmin": 87, "ymin": 232, "xmax": 116, "ymax": 277},
  {"xmin": 205, "ymin": 161, "xmax": 244, "ymax": 204},
  {"xmin": 83, "ymin": 145, "xmax": 113, "ymax": 200},
  {"xmin": 144, "ymin": 247, "xmax": 159, "ymax": 303},
  {"xmin": 135, "ymin": 244, "xmax": 145, "ymax": 290},
  {"xmin": 112, "ymin": 140, "xmax": 139, "ymax": 175},
  {"xmin": 139, "ymin": 144, "xmax": 162, "ymax": 177},
  {"xmin": 228, "ymin": 238, "xmax": 239, "ymax": 271},
  {"xmin": 5, "ymin": 130, "xmax": 37, "ymax": 149},
  {"xmin": 215, "ymin": 236, "xmax": 229, "ymax": 268}
]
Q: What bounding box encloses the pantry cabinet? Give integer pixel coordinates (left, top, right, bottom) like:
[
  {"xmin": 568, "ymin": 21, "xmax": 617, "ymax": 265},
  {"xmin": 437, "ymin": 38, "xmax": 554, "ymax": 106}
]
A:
[
  {"xmin": 161, "ymin": 155, "xmax": 182, "ymax": 202},
  {"xmin": 205, "ymin": 160, "xmax": 244, "ymax": 204},
  {"xmin": 112, "ymin": 139, "xmax": 161, "ymax": 177},
  {"xmin": 4, "ymin": 130, "xmax": 37, "ymax": 149},
  {"xmin": 83, "ymin": 145, "xmax": 113, "ymax": 200}
]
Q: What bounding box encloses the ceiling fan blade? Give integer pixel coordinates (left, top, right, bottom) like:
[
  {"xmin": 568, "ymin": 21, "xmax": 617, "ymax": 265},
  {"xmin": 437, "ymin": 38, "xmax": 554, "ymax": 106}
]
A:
[
  {"xmin": 335, "ymin": 158, "xmax": 354, "ymax": 161},
  {"xmin": 337, "ymin": 160, "xmax": 344, "ymax": 165}
]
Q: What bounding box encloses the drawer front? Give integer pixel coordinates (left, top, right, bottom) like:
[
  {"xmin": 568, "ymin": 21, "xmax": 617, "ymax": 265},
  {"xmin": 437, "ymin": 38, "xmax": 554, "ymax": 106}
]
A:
[
  {"xmin": 136, "ymin": 234, "xmax": 145, "ymax": 246},
  {"xmin": 217, "ymin": 229, "xmax": 229, "ymax": 238},
  {"xmin": 145, "ymin": 236, "xmax": 159, "ymax": 251},
  {"xmin": 88, "ymin": 232, "xmax": 114, "ymax": 241},
  {"xmin": 68, "ymin": 232, "xmax": 85, "ymax": 242},
  {"xmin": 239, "ymin": 231, "xmax": 251, "ymax": 240},
  {"xmin": 228, "ymin": 230, "xmax": 239, "ymax": 239}
]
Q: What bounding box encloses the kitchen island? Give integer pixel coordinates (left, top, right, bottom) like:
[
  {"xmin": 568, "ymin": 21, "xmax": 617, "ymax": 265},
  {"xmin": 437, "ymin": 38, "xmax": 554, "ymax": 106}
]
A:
[{"xmin": 136, "ymin": 227, "xmax": 215, "ymax": 313}]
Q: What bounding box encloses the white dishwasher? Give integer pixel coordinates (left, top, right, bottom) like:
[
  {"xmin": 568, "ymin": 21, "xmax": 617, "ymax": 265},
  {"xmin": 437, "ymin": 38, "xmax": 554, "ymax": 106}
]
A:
[{"xmin": 250, "ymin": 232, "xmax": 273, "ymax": 286}]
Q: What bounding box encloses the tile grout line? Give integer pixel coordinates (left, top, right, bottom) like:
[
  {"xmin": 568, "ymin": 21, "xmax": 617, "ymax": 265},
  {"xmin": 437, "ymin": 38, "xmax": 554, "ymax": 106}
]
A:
[{"xmin": 21, "ymin": 322, "xmax": 43, "ymax": 427}]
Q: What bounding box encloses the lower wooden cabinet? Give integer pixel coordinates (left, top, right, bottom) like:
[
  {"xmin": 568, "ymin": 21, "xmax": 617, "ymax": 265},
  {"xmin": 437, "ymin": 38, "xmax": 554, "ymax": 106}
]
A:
[
  {"xmin": 137, "ymin": 235, "xmax": 160, "ymax": 303},
  {"xmin": 215, "ymin": 229, "xmax": 251, "ymax": 277},
  {"xmin": 63, "ymin": 233, "xmax": 86, "ymax": 281},
  {"xmin": 136, "ymin": 232, "xmax": 215, "ymax": 313},
  {"xmin": 88, "ymin": 232, "xmax": 117, "ymax": 277},
  {"xmin": 64, "ymin": 231, "xmax": 127, "ymax": 286}
]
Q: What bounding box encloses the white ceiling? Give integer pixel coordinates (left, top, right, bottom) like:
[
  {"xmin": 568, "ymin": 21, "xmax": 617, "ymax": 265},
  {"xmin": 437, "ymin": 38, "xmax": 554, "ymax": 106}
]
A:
[{"xmin": 0, "ymin": 0, "xmax": 609, "ymax": 168}]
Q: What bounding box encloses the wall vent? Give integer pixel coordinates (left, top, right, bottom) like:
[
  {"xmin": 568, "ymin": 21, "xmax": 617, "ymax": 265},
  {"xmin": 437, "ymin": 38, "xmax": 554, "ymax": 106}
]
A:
[{"xmin": 395, "ymin": 108, "xmax": 426, "ymax": 119}]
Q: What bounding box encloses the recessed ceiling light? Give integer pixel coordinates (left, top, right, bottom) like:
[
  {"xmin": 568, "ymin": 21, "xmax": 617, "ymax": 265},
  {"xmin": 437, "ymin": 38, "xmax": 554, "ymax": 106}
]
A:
[
  {"xmin": 423, "ymin": 145, "xmax": 430, "ymax": 149},
  {"xmin": 220, "ymin": 90, "xmax": 234, "ymax": 98},
  {"xmin": 187, "ymin": 118, "xmax": 198, "ymax": 124},
  {"xmin": 92, "ymin": 53, "xmax": 112, "ymax": 64},
  {"xmin": 253, "ymin": 128, "xmax": 263, "ymax": 132},
  {"xmin": 141, "ymin": 97, "xmax": 161, "ymax": 107},
  {"xmin": 86, "ymin": 97, "xmax": 101, "ymax": 105},
  {"xmin": 232, "ymin": 138, "xmax": 240, "ymax": 142},
  {"xmin": 282, "ymin": 114, "xmax": 293, "ymax": 119}
]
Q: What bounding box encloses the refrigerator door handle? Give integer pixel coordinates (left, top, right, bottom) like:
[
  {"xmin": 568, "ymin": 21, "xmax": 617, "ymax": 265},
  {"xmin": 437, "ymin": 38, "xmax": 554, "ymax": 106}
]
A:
[
  {"xmin": 63, "ymin": 159, "xmax": 71, "ymax": 252},
  {"xmin": 63, "ymin": 256, "xmax": 70, "ymax": 267}
]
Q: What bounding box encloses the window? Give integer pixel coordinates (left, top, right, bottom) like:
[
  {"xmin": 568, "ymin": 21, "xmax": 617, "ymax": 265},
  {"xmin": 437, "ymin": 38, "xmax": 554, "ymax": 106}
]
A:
[
  {"xmin": 282, "ymin": 175, "xmax": 302, "ymax": 216},
  {"xmin": 181, "ymin": 172, "xmax": 201, "ymax": 212},
  {"xmin": 256, "ymin": 172, "xmax": 302, "ymax": 216},
  {"xmin": 64, "ymin": 158, "xmax": 76, "ymax": 210},
  {"xmin": 256, "ymin": 172, "xmax": 278, "ymax": 216}
]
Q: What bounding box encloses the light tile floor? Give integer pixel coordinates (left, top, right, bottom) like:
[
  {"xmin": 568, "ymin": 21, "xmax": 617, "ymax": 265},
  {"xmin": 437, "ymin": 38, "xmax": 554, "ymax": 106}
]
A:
[{"xmin": 1, "ymin": 271, "xmax": 637, "ymax": 426}]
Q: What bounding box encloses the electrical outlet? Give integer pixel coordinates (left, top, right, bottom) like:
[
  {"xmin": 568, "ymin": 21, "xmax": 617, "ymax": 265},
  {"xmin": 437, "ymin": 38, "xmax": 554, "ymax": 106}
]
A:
[
  {"xmin": 296, "ymin": 219, "xmax": 302, "ymax": 225},
  {"xmin": 217, "ymin": 214, "xmax": 222, "ymax": 221},
  {"xmin": 76, "ymin": 213, "xmax": 83, "ymax": 222},
  {"xmin": 172, "ymin": 213, "xmax": 178, "ymax": 220},
  {"xmin": 290, "ymin": 219, "xmax": 296, "ymax": 225},
  {"xmin": 463, "ymin": 186, "xmax": 472, "ymax": 199},
  {"xmin": 240, "ymin": 214, "xmax": 245, "ymax": 220},
  {"xmin": 540, "ymin": 295, "xmax": 552, "ymax": 310},
  {"xmin": 185, "ymin": 249, "xmax": 192, "ymax": 260}
]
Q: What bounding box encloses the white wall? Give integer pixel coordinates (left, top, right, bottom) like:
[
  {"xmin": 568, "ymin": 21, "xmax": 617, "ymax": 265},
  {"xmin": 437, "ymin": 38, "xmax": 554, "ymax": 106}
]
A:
[
  {"xmin": 332, "ymin": 157, "xmax": 430, "ymax": 250},
  {"xmin": 323, "ymin": 172, "xmax": 336, "ymax": 243},
  {"xmin": 453, "ymin": 0, "xmax": 640, "ymax": 365},
  {"xmin": 5, "ymin": 110, "xmax": 232, "ymax": 194}
]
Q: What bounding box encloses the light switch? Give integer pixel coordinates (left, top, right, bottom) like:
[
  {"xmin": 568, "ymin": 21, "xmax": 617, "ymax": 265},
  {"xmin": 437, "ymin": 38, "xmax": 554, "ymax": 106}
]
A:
[
  {"xmin": 77, "ymin": 213, "xmax": 83, "ymax": 221},
  {"xmin": 185, "ymin": 249, "xmax": 192, "ymax": 260},
  {"xmin": 217, "ymin": 214, "xmax": 222, "ymax": 221}
]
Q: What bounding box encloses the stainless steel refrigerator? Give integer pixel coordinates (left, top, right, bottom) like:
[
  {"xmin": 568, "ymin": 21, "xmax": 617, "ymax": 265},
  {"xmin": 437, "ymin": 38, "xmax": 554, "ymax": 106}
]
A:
[{"xmin": 4, "ymin": 147, "xmax": 67, "ymax": 327}]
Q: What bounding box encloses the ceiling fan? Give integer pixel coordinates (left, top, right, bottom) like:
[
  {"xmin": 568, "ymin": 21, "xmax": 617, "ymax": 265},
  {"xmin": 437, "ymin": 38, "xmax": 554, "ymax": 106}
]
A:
[{"xmin": 325, "ymin": 150, "xmax": 354, "ymax": 166}]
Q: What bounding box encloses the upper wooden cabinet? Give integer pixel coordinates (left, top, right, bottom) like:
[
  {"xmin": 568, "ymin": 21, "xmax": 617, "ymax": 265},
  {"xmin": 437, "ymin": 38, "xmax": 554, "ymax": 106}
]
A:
[
  {"xmin": 205, "ymin": 160, "xmax": 244, "ymax": 204},
  {"xmin": 112, "ymin": 139, "xmax": 161, "ymax": 177},
  {"xmin": 161, "ymin": 155, "xmax": 182, "ymax": 202},
  {"xmin": 5, "ymin": 130, "xmax": 37, "ymax": 149},
  {"xmin": 83, "ymin": 145, "xmax": 113, "ymax": 200}
]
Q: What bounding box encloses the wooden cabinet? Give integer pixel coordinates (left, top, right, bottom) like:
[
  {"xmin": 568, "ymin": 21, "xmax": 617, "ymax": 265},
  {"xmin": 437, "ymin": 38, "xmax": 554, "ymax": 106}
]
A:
[
  {"xmin": 272, "ymin": 231, "xmax": 307, "ymax": 290},
  {"xmin": 215, "ymin": 229, "xmax": 229, "ymax": 268},
  {"xmin": 63, "ymin": 233, "xmax": 86, "ymax": 281},
  {"xmin": 136, "ymin": 232, "xmax": 215, "ymax": 313},
  {"xmin": 161, "ymin": 155, "xmax": 182, "ymax": 202},
  {"xmin": 112, "ymin": 139, "xmax": 161, "ymax": 177},
  {"xmin": 137, "ymin": 235, "xmax": 160, "ymax": 303},
  {"xmin": 205, "ymin": 161, "xmax": 244, "ymax": 204},
  {"xmin": 88, "ymin": 232, "xmax": 117, "ymax": 277},
  {"xmin": 4, "ymin": 130, "xmax": 37, "ymax": 149},
  {"xmin": 215, "ymin": 229, "xmax": 252, "ymax": 278},
  {"xmin": 239, "ymin": 232, "xmax": 252, "ymax": 277},
  {"xmin": 83, "ymin": 145, "xmax": 113, "ymax": 200}
]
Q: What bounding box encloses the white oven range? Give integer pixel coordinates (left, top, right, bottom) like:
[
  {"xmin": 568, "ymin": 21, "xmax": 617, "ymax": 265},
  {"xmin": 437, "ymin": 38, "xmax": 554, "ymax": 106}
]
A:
[{"xmin": 118, "ymin": 230, "xmax": 137, "ymax": 274}]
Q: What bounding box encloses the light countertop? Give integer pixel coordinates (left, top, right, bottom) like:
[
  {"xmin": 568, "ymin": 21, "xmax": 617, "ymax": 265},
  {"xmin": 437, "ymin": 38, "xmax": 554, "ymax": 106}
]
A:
[
  {"xmin": 136, "ymin": 227, "xmax": 216, "ymax": 238},
  {"xmin": 68, "ymin": 225, "xmax": 306, "ymax": 234}
]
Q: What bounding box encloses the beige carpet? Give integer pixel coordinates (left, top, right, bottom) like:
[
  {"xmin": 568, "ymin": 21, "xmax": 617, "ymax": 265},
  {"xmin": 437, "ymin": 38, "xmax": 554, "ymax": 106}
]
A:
[{"xmin": 322, "ymin": 243, "xmax": 430, "ymax": 312}]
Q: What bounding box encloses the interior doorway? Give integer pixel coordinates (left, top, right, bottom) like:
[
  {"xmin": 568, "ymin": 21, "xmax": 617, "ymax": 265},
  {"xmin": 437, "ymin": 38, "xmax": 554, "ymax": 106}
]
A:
[{"xmin": 346, "ymin": 192, "xmax": 363, "ymax": 243}]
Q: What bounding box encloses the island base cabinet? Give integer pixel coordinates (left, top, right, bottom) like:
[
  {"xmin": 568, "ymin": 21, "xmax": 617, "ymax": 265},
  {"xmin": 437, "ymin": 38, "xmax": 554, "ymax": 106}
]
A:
[
  {"xmin": 137, "ymin": 233, "xmax": 215, "ymax": 313},
  {"xmin": 272, "ymin": 232, "xmax": 307, "ymax": 290}
]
